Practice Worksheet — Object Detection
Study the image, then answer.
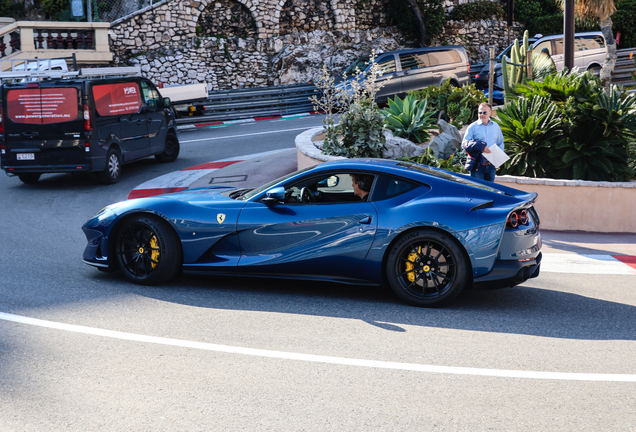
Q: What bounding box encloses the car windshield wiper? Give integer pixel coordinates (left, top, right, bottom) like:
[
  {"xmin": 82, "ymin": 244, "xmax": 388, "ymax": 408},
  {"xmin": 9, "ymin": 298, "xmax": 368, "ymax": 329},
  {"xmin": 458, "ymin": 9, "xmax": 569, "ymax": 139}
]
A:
[{"xmin": 230, "ymin": 188, "xmax": 253, "ymax": 200}]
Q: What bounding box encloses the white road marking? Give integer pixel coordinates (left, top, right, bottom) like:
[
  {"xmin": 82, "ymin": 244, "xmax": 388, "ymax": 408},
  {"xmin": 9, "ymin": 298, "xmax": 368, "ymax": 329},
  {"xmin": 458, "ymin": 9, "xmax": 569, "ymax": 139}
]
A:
[
  {"xmin": 179, "ymin": 126, "xmax": 317, "ymax": 143},
  {"xmin": 1, "ymin": 311, "xmax": 634, "ymax": 382},
  {"xmin": 541, "ymin": 253, "xmax": 636, "ymax": 275}
]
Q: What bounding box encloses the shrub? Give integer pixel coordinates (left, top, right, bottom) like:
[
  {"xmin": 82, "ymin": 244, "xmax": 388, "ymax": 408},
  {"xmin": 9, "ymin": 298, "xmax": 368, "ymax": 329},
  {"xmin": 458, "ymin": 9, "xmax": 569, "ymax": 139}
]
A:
[
  {"xmin": 410, "ymin": 80, "xmax": 486, "ymax": 129},
  {"xmin": 501, "ymin": 71, "xmax": 636, "ymax": 181},
  {"xmin": 448, "ymin": 1, "xmax": 505, "ymax": 21},
  {"xmin": 398, "ymin": 147, "xmax": 467, "ymax": 174},
  {"xmin": 494, "ymin": 95, "xmax": 562, "ymax": 177},
  {"xmin": 387, "ymin": 0, "xmax": 445, "ymax": 43},
  {"xmin": 42, "ymin": 0, "xmax": 69, "ymax": 17},
  {"xmin": 323, "ymin": 102, "xmax": 386, "ymax": 158},
  {"xmin": 382, "ymin": 95, "xmax": 436, "ymax": 143}
]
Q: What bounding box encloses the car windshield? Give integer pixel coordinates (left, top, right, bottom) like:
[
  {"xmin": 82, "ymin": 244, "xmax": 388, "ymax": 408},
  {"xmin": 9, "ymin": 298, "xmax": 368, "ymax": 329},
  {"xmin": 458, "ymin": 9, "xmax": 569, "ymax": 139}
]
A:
[
  {"xmin": 342, "ymin": 58, "xmax": 370, "ymax": 76},
  {"xmin": 234, "ymin": 165, "xmax": 314, "ymax": 201},
  {"xmin": 397, "ymin": 162, "xmax": 510, "ymax": 195}
]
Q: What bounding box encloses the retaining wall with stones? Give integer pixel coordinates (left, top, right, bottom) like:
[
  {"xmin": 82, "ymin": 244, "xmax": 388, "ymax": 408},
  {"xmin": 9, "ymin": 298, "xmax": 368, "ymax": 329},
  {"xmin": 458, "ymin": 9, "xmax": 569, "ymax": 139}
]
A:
[{"xmin": 109, "ymin": 0, "xmax": 523, "ymax": 89}]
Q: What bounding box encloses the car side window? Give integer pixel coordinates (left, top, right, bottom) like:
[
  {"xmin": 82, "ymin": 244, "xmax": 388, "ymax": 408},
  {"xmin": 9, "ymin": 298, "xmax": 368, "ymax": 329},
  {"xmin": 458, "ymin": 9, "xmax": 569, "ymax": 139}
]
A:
[
  {"xmin": 372, "ymin": 175, "xmax": 421, "ymax": 201},
  {"xmin": 553, "ymin": 38, "xmax": 564, "ymax": 55},
  {"xmin": 141, "ymin": 81, "xmax": 161, "ymax": 110},
  {"xmin": 428, "ymin": 50, "xmax": 461, "ymax": 66},
  {"xmin": 534, "ymin": 40, "xmax": 552, "ymax": 55},
  {"xmin": 576, "ymin": 35, "xmax": 604, "ymax": 51},
  {"xmin": 400, "ymin": 53, "xmax": 429, "ymax": 71},
  {"xmin": 376, "ymin": 56, "xmax": 397, "ymax": 75},
  {"xmin": 284, "ymin": 173, "xmax": 374, "ymax": 204}
]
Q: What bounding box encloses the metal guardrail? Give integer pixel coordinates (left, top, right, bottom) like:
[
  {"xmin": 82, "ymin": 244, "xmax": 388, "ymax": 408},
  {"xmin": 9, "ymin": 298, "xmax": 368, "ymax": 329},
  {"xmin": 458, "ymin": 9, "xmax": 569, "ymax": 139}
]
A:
[{"xmin": 176, "ymin": 82, "xmax": 319, "ymax": 124}]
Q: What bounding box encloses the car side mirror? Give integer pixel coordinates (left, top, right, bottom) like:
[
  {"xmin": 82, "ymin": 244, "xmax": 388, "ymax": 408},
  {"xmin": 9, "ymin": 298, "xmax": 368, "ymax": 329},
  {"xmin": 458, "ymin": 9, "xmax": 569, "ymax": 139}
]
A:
[
  {"xmin": 262, "ymin": 186, "xmax": 285, "ymax": 205},
  {"xmin": 163, "ymin": 97, "xmax": 171, "ymax": 108}
]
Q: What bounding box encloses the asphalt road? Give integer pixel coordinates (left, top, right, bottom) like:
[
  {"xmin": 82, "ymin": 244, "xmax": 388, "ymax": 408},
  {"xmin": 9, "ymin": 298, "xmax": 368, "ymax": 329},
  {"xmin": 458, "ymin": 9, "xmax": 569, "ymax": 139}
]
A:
[{"xmin": 1, "ymin": 116, "xmax": 635, "ymax": 431}]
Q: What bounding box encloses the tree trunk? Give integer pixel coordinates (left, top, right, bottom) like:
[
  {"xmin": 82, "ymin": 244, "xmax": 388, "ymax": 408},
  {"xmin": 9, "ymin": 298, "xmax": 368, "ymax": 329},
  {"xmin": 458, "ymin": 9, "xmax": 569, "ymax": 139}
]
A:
[
  {"xmin": 405, "ymin": 0, "xmax": 427, "ymax": 47},
  {"xmin": 599, "ymin": 16, "xmax": 616, "ymax": 90}
]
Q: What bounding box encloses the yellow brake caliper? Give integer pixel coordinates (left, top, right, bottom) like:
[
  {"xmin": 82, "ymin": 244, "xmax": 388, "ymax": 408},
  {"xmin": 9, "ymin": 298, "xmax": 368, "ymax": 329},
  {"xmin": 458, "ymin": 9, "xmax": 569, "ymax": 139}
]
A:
[
  {"xmin": 150, "ymin": 235, "xmax": 160, "ymax": 268},
  {"xmin": 406, "ymin": 246, "xmax": 421, "ymax": 282}
]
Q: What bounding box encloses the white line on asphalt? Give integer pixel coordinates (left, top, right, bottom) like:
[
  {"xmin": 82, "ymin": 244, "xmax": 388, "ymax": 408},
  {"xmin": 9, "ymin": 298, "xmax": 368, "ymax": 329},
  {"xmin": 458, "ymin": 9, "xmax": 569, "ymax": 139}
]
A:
[
  {"xmin": 179, "ymin": 126, "xmax": 317, "ymax": 143},
  {"xmin": 1, "ymin": 311, "xmax": 635, "ymax": 382},
  {"xmin": 541, "ymin": 254, "xmax": 636, "ymax": 275}
]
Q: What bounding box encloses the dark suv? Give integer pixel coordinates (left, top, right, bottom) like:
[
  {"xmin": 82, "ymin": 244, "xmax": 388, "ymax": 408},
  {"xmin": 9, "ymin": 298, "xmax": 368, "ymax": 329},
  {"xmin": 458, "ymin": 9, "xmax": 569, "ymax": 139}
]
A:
[
  {"xmin": 0, "ymin": 68, "xmax": 179, "ymax": 184},
  {"xmin": 336, "ymin": 46, "xmax": 471, "ymax": 103}
]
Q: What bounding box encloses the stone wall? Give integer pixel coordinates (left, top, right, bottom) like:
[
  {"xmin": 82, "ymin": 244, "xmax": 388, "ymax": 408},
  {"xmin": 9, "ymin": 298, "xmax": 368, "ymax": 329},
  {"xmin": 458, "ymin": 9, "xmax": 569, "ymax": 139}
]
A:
[{"xmin": 109, "ymin": 0, "xmax": 523, "ymax": 89}]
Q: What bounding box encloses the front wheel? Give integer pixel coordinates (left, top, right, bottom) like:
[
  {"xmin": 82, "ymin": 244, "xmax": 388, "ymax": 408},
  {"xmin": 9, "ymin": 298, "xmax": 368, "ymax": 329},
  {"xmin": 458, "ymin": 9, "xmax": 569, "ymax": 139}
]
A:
[
  {"xmin": 114, "ymin": 215, "xmax": 181, "ymax": 285},
  {"xmin": 155, "ymin": 134, "xmax": 180, "ymax": 163},
  {"xmin": 386, "ymin": 230, "xmax": 468, "ymax": 307}
]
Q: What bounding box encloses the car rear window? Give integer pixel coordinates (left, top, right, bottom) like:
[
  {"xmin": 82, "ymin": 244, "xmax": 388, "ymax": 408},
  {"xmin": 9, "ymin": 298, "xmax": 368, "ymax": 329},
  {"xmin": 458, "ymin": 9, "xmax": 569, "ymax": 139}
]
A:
[
  {"xmin": 93, "ymin": 82, "xmax": 141, "ymax": 116},
  {"xmin": 428, "ymin": 50, "xmax": 461, "ymax": 66},
  {"xmin": 7, "ymin": 88, "xmax": 79, "ymax": 125}
]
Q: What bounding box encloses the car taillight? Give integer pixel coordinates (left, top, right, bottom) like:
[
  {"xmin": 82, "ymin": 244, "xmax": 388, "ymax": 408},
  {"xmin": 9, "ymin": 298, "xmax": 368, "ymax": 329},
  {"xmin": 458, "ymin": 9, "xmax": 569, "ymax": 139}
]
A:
[
  {"xmin": 1, "ymin": 144, "xmax": 5, "ymax": 155},
  {"xmin": 507, "ymin": 209, "xmax": 530, "ymax": 229},
  {"xmin": 83, "ymin": 103, "xmax": 92, "ymax": 131},
  {"xmin": 0, "ymin": 107, "xmax": 3, "ymax": 135},
  {"xmin": 474, "ymin": 74, "xmax": 480, "ymax": 79},
  {"xmin": 85, "ymin": 141, "xmax": 90, "ymax": 152},
  {"xmin": 467, "ymin": 62, "xmax": 470, "ymax": 73}
]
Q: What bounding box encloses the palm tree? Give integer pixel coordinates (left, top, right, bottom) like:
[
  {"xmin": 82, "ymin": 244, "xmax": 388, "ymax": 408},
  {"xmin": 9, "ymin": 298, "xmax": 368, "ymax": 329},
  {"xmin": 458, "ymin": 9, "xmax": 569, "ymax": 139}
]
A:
[{"xmin": 560, "ymin": 0, "xmax": 617, "ymax": 88}]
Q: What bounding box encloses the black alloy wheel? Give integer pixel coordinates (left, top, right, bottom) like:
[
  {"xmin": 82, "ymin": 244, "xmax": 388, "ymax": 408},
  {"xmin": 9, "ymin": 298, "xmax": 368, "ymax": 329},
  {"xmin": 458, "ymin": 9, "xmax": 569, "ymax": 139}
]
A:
[
  {"xmin": 386, "ymin": 230, "xmax": 467, "ymax": 307},
  {"xmin": 114, "ymin": 215, "xmax": 181, "ymax": 285},
  {"xmin": 155, "ymin": 134, "xmax": 180, "ymax": 163}
]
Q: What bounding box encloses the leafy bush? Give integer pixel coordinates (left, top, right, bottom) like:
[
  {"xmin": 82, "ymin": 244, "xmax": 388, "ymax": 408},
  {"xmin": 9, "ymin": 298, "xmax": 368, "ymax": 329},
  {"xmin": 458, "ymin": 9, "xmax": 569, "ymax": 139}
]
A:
[
  {"xmin": 387, "ymin": 0, "xmax": 445, "ymax": 43},
  {"xmin": 42, "ymin": 0, "xmax": 69, "ymax": 17},
  {"xmin": 382, "ymin": 95, "xmax": 436, "ymax": 143},
  {"xmin": 495, "ymin": 96, "xmax": 562, "ymax": 177},
  {"xmin": 398, "ymin": 147, "xmax": 467, "ymax": 173},
  {"xmin": 448, "ymin": 1, "xmax": 505, "ymax": 21},
  {"xmin": 322, "ymin": 102, "xmax": 386, "ymax": 158},
  {"xmin": 0, "ymin": 0, "xmax": 24, "ymax": 18},
  {"xmin": 499, "ymin": 70, "xmax": 636, "ymax": 181},
  {"xmin": 409, "ymin": 80, "xmax": 486, "ymax": 129}
]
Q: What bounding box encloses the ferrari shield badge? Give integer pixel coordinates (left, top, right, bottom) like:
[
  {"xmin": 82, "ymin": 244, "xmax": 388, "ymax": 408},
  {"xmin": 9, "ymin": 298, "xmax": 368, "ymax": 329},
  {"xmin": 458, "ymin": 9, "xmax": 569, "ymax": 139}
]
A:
[{"xmin": 217, "ymin": 213, "xmax": 226, "ymax": 224}]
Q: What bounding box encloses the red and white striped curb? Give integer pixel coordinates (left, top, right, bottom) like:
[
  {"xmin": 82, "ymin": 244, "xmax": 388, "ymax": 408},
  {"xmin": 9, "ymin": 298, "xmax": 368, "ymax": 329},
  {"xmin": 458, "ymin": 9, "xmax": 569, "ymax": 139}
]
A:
[
  {"xmin": 128, "ymin": 149, "xmax": 290, "ymax": 199},
  {"xmin": 177, "ymin": 112, "xmax": 319, "ymax": 130},
  {"xmin": 541, "ymin": 253, "xmax": 636, "ymax": 275}
]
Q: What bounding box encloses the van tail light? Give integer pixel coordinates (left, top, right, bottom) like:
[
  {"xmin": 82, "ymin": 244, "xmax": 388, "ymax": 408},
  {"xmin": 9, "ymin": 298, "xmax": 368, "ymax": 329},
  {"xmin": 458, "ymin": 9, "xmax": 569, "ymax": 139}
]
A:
[
  {"xmin": 467, "ymin": 62, "xmax": 470, "ymax": 73},
  {"xmin": 507, "ymin": 209, "xmax": 531, "ymax": 229},
  {"xmin": 83, "ymin": 104, "xmax": 92, "ymax": 131},
  {"xmin": 0, "ymin": 107, "xmax": 3, "ymax": 135},
  {"xmin": 1, "ymin": 144, "xmax": 5, "ymax": 155},
  {"xmin": 85, "ymin": 141, "xmax": 90, "ymax": 152}
]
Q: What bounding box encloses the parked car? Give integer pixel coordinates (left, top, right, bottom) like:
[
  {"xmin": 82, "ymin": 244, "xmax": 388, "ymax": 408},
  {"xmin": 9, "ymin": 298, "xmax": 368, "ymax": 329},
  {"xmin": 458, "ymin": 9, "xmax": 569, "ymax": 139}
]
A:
[
  {"xmin": 473, "ymin": 32, "xmax": 607, "ymax": 90},
  {"xmin": 0, "ymin": 67, "xmax": 179, "ymax": 184},
  {"xmin": 335, "ymin": 46, "xmax": 471, "ymax": 103},
  {"xmin": 82, "ymin": 158, "xmax": 542, "ymax": 307}
]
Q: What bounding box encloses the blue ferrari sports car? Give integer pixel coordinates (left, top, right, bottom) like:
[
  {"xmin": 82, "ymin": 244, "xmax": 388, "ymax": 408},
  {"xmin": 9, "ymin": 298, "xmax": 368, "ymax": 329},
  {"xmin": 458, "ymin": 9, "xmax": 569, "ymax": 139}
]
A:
[{"xmin": 82, "ymin": 159, "xmax": 542, "ymax": 307}]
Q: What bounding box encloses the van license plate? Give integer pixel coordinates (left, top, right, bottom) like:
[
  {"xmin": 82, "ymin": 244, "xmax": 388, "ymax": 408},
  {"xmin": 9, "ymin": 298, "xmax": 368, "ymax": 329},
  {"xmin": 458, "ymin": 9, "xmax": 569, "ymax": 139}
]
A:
[{"xmin": 17, "ymin": 153, "xmax": 35, "ymax": 160}]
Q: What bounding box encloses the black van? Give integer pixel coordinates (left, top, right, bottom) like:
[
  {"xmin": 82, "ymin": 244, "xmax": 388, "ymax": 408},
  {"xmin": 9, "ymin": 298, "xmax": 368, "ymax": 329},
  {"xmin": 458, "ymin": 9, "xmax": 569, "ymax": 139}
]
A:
[
  {"xmin": 0, "ymin": 68, "xmax": 179, "ymax": 184},
  {"xmin": 335, "ymin": 46, "xmax": 471, "ymax": 103}
]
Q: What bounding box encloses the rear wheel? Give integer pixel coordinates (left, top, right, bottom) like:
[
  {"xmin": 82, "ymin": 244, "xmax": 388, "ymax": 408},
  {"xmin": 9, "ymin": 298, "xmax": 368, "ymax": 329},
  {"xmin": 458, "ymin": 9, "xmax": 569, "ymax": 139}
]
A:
[
  {"xmin": 155, "ymin": 134, "xmax": 180, "ymax": 163},
  {"xmin": 386, "ymin": 230, "xmax": 468, "ymax": 307},
  {"xmin": 587, "ymin": 65, "xmax": 601, "ymax": 76},
  {"xmin": 18, "ymin": 173, "xmax": 41, "ymax": 184},
  {"xmin": 114, "ymin": 215, "xmax": 181, "ymax": 285},
  {"xmin": 100, "ymin": 148, "xmax": 122, "ymax": 184}
]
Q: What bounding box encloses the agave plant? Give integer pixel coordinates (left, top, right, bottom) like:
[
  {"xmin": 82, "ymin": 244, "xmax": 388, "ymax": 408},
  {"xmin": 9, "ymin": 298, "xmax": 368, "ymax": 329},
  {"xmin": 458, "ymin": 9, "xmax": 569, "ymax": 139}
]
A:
[
  {"xmin": 494, "ymin": 95, "xmax": 563, "ymax": 178},
  {"xmin": 382, "ymin": 95, "xmax": 436, "ymax": 143}
]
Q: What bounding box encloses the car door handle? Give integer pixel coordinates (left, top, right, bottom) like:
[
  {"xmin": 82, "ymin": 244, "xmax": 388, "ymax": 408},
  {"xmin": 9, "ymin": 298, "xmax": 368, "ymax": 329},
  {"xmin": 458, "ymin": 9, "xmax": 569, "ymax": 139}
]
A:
[
  {"xmin": 358, "ymin": 216, "xmax": 372, "ymax": 224},
  {"xmin": 136, "ymin": 120, "xmax": 142, "ymax": 125},
  {"xmin": 21, "ymin": 132, "xmax": 39, "ymax": 137}
]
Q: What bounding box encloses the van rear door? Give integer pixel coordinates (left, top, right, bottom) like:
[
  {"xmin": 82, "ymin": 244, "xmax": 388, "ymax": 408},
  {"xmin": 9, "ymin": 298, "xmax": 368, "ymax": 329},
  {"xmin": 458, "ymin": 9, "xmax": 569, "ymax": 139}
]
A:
[{"xmin": 2, "ymin": 83, "xmax": 85, "ymax": 172}]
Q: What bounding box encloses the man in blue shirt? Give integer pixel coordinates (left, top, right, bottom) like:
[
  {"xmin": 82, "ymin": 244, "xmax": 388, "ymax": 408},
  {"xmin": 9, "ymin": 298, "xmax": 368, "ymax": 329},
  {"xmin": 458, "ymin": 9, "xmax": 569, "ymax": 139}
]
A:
[{"xmin": 461, "ymin": 103, "xmax": 504, "ymax": 182}]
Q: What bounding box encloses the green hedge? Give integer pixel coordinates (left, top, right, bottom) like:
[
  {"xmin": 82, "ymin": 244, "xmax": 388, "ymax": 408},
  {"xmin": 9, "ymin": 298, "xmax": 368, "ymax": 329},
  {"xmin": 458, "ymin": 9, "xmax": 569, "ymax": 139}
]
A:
[
  {"xmin": 387, "ymin": 0, "xmax": 445, "ymax": 43},
  {"xmin": 448, "ymin": 1, "xmax": 505, "ymax": 21}
]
